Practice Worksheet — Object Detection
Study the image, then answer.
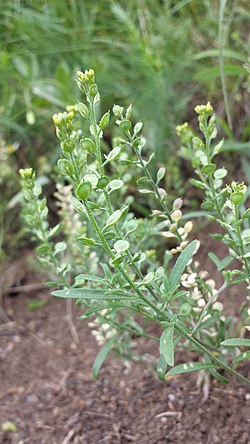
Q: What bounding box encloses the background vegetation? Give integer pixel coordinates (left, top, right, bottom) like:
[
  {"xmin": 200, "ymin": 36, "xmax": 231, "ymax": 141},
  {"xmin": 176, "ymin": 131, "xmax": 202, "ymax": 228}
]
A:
[{"xmin": 0, "ymin": 0, "xmax": 249, "ymax": 259}]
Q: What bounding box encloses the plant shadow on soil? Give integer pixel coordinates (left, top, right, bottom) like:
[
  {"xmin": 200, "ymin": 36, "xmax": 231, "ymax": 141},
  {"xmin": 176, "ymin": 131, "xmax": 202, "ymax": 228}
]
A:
[{"xmin": 0, "ymin": 247, "xmax": 250, "ymax": 444}]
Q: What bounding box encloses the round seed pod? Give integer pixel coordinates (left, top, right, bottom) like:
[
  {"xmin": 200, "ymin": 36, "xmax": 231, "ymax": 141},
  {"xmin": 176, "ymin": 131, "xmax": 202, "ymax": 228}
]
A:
[
  {"xmin": 57, "ymin": 159, "xmax": 74, "ymax": 176},
  {"xmin": 119, "ymin": 119, "xmax": 131, "ymax": 132},
  {"xmin": 99, "ymin": 111, "xmax": 110, "ymax": 130},
  {"xmin": 230, "ymin": 192, "xmax": 244, "ymax": 205},
  {"xmin": 80, "ymin": 138, "xmax": 96, "ymax": 154},
  {"xmin": 97, "ymin": 176, "xmax": 109, "ymax": 189},
  {"xmin": 78, "ymin": 102, "xmax": 89, "ymax": 118},
  {"xmin": 202, "ymin": 163, "xmax": 216, "ymax": 175},
  {"xmin": 89, "ymin": 84, "xmax": 98, "ymax": 98},
  {"xmin": 76, "ymin": 182, "xmax": 92, "ymax": 200}
]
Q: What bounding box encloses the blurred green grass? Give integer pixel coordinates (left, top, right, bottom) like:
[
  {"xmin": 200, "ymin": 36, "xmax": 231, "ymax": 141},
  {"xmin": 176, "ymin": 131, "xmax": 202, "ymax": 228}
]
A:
[{"xmin": 0, "ymin": 0, "xmax": 249, "ymax": 258}]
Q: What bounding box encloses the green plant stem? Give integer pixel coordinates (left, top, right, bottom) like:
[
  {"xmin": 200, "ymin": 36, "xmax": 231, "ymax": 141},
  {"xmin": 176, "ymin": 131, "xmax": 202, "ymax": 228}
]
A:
[
  {"xmin": 88, "ymin": 98, "xmax": 161, "ymax": 302},
  {"xmin": 234, "ymin": 203, "xmax": 250, "ymax": 277},
  {"xmin": 32, "ymin": 190, "xmax": 69, "ymax": 289},
  {"xmin": 135, "ymin": 147, "xmax": 182, "ymax": 243},
  {"xmin": 70, "ymin": 152, "xmax": 80, "ymax": 182},
  {"xmin": 97, "ymin": 314, "xmax": 159, "ymax": 342},
  {"xmin": 208, "ymin": 173, "xmax": 250, "ymax": 278},
  {"xmin": 208, "ymin": 176, "xmax": 224, "ymax": 220},
  {"xmin": 83, "ymin": 200, "xmax": 250, "ymax": 384},
  {"xmin": 192, "ymin": 281, "xmax": 227, "ymax": 335},
  {"xmin": 125, "ymin": 131, "xmax": 182, "ymax": 243}
]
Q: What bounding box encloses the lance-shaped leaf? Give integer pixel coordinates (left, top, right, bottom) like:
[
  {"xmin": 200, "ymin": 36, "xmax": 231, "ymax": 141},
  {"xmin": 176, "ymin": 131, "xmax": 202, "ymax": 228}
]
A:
[
  {"xmin": 209, "ymin": 368, "xmax": 229, "ymax": 383},
  {"xmin": 220, "ymin": 338, "xmax": 250, "ymax": 347},
  {"xmin": 156, "ymin": 354, "xmax": 168, "ymax": 380},
  {"xmin": 165, "ymin": 362, "xmax": 216, "ymax": 377},
  {"xmin": 160, "ymin": 326, "xmax": 174, "ymax": 366},
  {"xmin": 232, "ymin": 351, "xmax": 250, "ymax": 367},
  {"xmin": 52, "ymin": 288, "xmax": 138, "ymax": 300},
  {"xmin": 81, "ymin": 303, "xmax": 127, "ymax": 319},
  {"xmin": 74, "ymin": 274, "xmax": 105, "ymax": 285},
  {"xmin": 92, "ymin": 337, "xmax": 116, "ymax": 378},
  {"xmin": 168, "ymin": 240, "xmax": 197, "ymax": 295}
]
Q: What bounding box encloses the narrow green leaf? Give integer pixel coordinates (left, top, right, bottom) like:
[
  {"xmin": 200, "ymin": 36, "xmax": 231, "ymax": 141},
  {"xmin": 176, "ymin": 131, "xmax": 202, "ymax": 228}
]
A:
[
  {"xmin": 219, "ymin": 256, "xmax": 233, "ymax": 270},
  {"xmin": 221, "ymin": 338, "xmax": 250, "ymax": 347},
  {"xmin": 169, "ymin": 291, "xmax": 189, "ymax": 302},
  {"xmin": 76, "ymin": 236, "xmax": 96, "ymax": 246},
  {"xmin": 232, "ymin": 351, "xmax": 250, "ymax": 367},
  {"xmin": 81, "ymin": 303, "xmax": 126, "ymax": 318},
  {"xmin": 104, "ymin": 206, "xmax": 128, "ymax": 228},
  {"xmin": 160, "ymin": 326, "xmax": 174, "ymax": 366},
  {"xmin": 242, "ymin": 208, "xmax": 250, "ymax": 221},
  {"xmin": 92, "ymin": 337, "xmax": 116, "ymax": 378},
  {"xmin": 189, "ymin": 178, "xmax": 207, "ymax": 189},
  {"xmin": 168, "ymin": 240, "xmax": 197, "ymax": 294},
  {"xmin": 209, "ymin": 368, "xmax": 229, "ymax": 383},
  {"xmin": 181, "ymin": 211, "xmax": 212, "ymax": 219},
  {"xmin": 208, "ymin": 252, "xmax": 221, "ymax": 269},
  {"xmin": 195, "ymin": 65, "xmax": 246, "ymax": 82},
  {"xmin": 52, "ymin": 288, "xmax": 137, "ymax": 300},
  {"xmin": 156, "ymin": 354, "xmax": 168, "ymax": 380},
  {"xmin": 74, "ymin": 274, "xmax": 105, "ymax": 285},
  {"xmin": 48, "ymin": 223, "xmax": 62, "ymax": 239},
  {"xmin": 165, "ymin": 362, "xmax": 215, "ymax": 377},
  {"xmin": 163, "ymin": 274, "xmax": 170, "ymax": 295},
  {"xmin": 222, "ymin": 141, "xmax": 250, "ymax": 152},
  {"xmin": 101, "ymin": 263, "xmax": 113, "ymax": 281},
  {"xmin": 208, "ymin": 253, "xmax": 233, "ymax": 271},
  {"xmin": 194, "ymin": 49, "xmax": 247, "ymax": 63}
]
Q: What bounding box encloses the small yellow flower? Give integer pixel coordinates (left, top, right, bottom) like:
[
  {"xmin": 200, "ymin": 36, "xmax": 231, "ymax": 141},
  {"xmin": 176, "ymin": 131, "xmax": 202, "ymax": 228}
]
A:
[{"xmin": 194, "ymin": 102, "xmax": 213, "ymax": 115}]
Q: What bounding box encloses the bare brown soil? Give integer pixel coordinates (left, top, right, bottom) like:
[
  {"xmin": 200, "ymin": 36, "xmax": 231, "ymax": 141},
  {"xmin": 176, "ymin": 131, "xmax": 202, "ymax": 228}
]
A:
[{"xmin": 0, "ymin": 274, "xmax": 250, "ymax": 444}]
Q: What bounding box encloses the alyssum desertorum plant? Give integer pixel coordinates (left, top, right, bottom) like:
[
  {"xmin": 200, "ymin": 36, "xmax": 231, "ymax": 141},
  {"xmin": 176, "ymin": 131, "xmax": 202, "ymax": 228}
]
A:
[{"xmin": 20, "ymin": 69, "xmax": 250, "ymax": 384}]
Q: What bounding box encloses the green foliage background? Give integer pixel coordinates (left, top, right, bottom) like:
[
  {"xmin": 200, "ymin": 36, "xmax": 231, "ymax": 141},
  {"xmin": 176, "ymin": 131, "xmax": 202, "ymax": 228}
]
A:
[{"xmin": 0, "ymin": 0, "xmax": 249, "ymax": 257}]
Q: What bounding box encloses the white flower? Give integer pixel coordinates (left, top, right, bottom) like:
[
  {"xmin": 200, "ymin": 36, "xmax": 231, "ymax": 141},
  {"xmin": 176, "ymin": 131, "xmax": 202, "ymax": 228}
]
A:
[
  {"xmin": 191, "ymin": 287, "xmax": 202, "ymax": 300},
  {"xmin": 184, "ymin": 221, "xmax": 193, "ymax": 233},
  {"xmin": 182, "ymin": 273, "xmax": 197, "ymax": 288},
  {"xmin": 199, "ymin": 270, "xmax": 209, "ymax": 279},
  {"xmin": 177, "ymin": 227, "xmax": 185, "ymax": 236},
  {"xmin": 206, "ymin": 279, "xmax": 216, "ymax": 289},
  {"xmin": 198, "ymin": 298, "xmax": 206, "ymax": 308},
  {"xmin": 212, "ymin": 302, "xmax": 223, "ymax": 311},
  {"xmin": 194, "ymin": 240, "xmax": 201, "ymax": 254},
  {"xmin": 172, "ymin": 209, "xmax": 182, "ymax": 222}
]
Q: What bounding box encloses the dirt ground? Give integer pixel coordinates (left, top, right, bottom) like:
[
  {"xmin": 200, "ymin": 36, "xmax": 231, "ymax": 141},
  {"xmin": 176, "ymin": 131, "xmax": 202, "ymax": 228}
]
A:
[{"xmin": 0, "ymin": 268, "xmax": 250, "ymax": 444}]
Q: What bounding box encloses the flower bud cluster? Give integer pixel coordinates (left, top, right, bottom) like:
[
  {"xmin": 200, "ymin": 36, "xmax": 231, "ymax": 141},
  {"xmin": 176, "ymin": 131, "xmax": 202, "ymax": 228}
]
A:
[
  {"xmin": 76, "ymin": 69, "xmax": 99, "ymax": 99},
  {"xmin": 175, "ymin": 122, "xmax": 193, "ymax": 146},
  {"xmin": 88, "ymin": 309, "xmax": 116, "ymax": 346},
  {"xmin": 52, "ymin": 111, "xmax": 75, "ymax": 143},
  {"xmin": 161, "ymin": 197, "xmax": 194, "ymax": 254},
  {"xmin": 181, "ymin": 260, "xmax": 224, "ymax": 316},
  {"xmin": 195, "ymin": 102, "xmax": 217, "ymax": 139},
  {"xmin": 19, "ymin": 168, "xmax": 35, "ymax": 190}
]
